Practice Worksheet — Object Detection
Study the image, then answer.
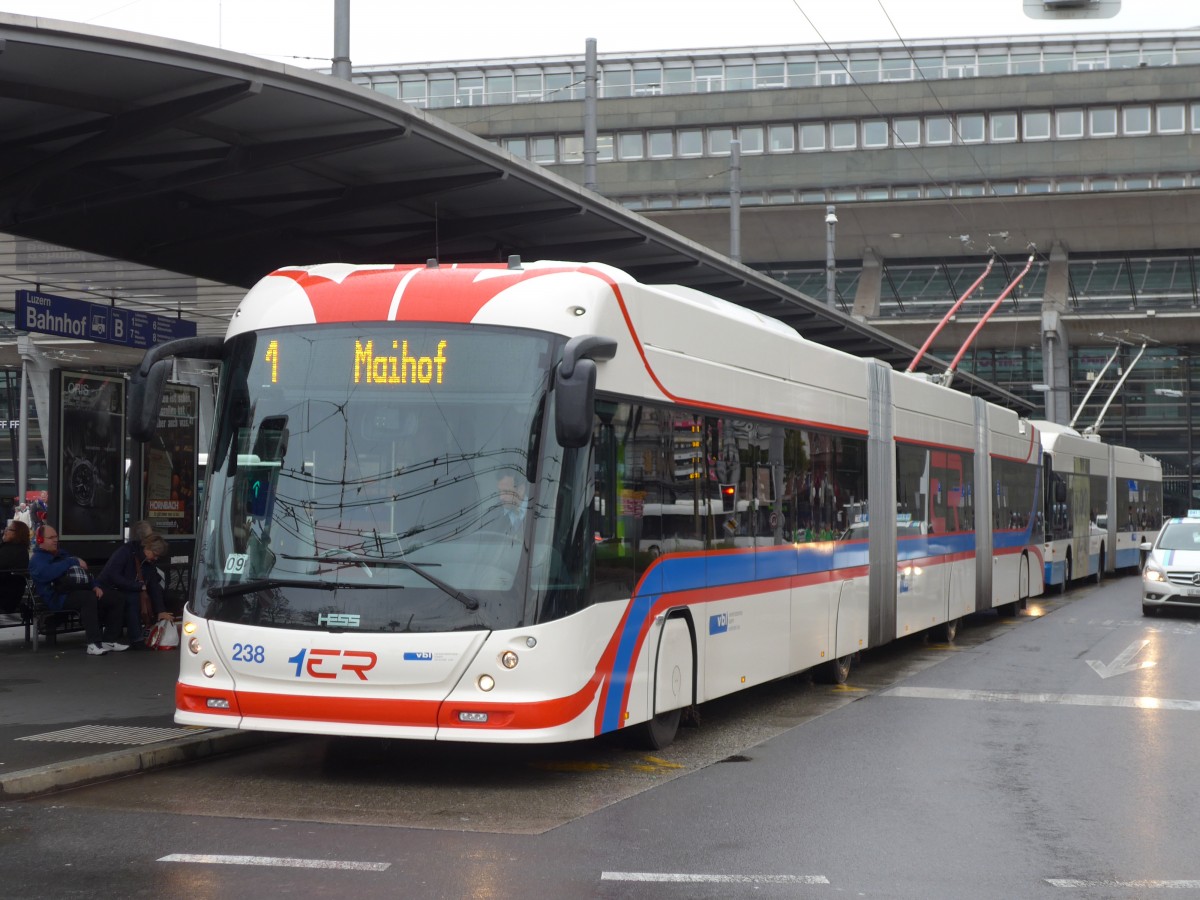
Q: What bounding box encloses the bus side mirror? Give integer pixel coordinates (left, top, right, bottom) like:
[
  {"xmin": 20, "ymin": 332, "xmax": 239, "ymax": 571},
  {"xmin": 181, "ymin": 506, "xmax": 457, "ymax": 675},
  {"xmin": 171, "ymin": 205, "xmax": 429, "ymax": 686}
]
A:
[
  {"xmin": 555, "ymin": 359, "xmax": 597, "ymax": 448},
  {"xmin": 128, "ymin": 336, "xmax": 226, "ymax": 443},
  {"xmin": 128, "ymin": 358, "xmax": 172, "ymax": 443},
  {"xmin": 554, "ymin": 334, "xmax": 617, "ymax": 449}
]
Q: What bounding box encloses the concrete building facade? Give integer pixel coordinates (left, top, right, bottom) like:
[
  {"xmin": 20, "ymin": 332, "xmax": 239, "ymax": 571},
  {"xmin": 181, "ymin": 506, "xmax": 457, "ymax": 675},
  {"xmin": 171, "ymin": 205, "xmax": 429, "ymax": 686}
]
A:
[{"xmin": 352, "ymin": 30, "xmax": 1200, "ymax": 510}]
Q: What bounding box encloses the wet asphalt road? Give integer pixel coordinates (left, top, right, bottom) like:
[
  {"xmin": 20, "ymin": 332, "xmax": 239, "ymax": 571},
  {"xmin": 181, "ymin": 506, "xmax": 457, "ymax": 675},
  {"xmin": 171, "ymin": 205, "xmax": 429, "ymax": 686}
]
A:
[{"xmin": 7, "ymin": 573, "xmax": 1200, "ymax": 899}]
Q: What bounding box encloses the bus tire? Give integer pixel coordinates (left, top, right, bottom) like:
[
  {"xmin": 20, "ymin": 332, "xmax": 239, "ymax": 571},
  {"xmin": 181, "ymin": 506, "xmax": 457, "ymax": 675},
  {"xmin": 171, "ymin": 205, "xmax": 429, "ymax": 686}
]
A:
[
  {"xmin": 1019, "ymin": 553, "xmax": 1030, "ymax": 610},
  {"xmin": 629, "ymin": 708, "xmax": 682, "ymax": 750},
  {"xmin": 1058, "ymin": 554, "xmax": 1072, "ymax": 594},
  {"xmin": 998, "ymin": 555, "xmax": 1029, "ymax": 617},
  {"xmin": 934, "ymin": 617, "xmax": 959, "ymax": 643},
  {"xmin": 1093, "ymin": 547, "xmax": 1105, "ymax": 585},
  {"xmin": 815, "ymin": 654, "xmax": 852, "ymax": 685}
]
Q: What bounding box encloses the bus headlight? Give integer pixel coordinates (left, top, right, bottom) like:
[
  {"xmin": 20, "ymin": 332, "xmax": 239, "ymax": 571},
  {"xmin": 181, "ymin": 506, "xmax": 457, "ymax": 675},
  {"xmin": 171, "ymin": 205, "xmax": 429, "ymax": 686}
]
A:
[
  {"xmin": 477, "ymin": 674, "xmax": 495, "ymax": 692},
  {"xmin": 501, "ymin": 650, "xmax": 519, "ymax": 669},
  {"xmin": 202, "ymin": 661, "xmax": 217, "ymax": 678},
  {"xmin": 188, "ymin": 637, "xmax": 202, "ymax": 654},
  {"xmin": 182, "ymin": 621, "xmax": 197, "ymax": 635}
]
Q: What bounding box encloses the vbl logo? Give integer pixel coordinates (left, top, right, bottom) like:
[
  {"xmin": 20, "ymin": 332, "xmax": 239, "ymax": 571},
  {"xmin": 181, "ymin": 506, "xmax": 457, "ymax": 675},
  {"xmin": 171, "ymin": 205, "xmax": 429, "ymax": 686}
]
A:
[{"xmin": 709, "ymin": 613, "xmax": 729, "ymax": 635}]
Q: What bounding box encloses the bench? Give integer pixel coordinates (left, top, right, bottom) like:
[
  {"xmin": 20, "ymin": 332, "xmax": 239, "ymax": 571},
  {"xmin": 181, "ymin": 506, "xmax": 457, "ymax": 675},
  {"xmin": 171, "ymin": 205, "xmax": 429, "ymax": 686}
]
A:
[{"xmin": 0, "ymin": 578, "xmax": 83, "ymax": 650}]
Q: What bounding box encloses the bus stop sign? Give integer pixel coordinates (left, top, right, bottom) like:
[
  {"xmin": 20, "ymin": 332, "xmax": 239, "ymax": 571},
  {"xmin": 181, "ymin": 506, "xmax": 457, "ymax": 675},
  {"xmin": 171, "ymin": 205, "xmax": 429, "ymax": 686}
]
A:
[{"xmin": 16, "ymin": 290, "xmax": 196, "ymax": 348}]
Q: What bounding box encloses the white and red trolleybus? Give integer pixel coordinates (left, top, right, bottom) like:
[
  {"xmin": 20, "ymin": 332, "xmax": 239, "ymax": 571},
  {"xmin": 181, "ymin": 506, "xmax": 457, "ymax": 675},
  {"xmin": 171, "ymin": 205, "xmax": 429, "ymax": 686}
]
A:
[{"xmin": 130, "ymin": 259, "xmax": 1045, "ymax": 748}]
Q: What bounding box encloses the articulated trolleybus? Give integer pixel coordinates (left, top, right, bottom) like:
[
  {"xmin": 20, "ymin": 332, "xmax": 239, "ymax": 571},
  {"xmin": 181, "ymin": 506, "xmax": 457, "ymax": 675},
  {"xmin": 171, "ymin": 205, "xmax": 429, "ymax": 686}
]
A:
[
  {"xmin": 1037, "ymin": 421, "xmax": 1162, "ymax": 591},
  {"xmin": 131, "ymin": 260, "xmax": 1045, "ymax": 749}
]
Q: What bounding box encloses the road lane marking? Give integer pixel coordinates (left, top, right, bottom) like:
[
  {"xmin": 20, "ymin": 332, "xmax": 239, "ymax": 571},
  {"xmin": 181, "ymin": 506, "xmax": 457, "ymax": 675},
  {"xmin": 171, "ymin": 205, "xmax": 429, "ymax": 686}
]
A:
[
  {"xmin": 1087, "ymin": 639, "xmax": 1155, "ymax": 678},
  {"xmin": 159, "ymin": 853, "xmax": 390, "ymax": 871},
  {"xmin": 884, "ymin": 686, "xmax": 1200, "ymax": 711},
  {"xmin": 1048, "ymin": 879, "xmax": 1200, "ymax": 888},
  {"xmin": 601, "ymin": 872, "xmax": 828, "ymax": 884}
]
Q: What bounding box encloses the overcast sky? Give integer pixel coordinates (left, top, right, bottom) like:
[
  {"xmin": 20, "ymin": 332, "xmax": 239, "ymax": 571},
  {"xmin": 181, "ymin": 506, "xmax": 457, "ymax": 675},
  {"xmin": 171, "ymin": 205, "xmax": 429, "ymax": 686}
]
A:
[{"xmin": 3, "ymin": 1, "xmax": 1197, "ymax": 68}]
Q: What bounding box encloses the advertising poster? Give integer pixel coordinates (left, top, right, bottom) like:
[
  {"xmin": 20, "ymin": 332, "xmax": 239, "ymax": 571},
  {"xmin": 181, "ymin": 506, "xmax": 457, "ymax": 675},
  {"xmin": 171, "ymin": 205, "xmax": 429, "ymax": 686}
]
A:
[
  {"xmin": 142, "ymin": 383, "xmax": 199, "ymax": 537},
  {"xmin": 58, "ymin": 371, "xmax": 124, "ymax": 539}
]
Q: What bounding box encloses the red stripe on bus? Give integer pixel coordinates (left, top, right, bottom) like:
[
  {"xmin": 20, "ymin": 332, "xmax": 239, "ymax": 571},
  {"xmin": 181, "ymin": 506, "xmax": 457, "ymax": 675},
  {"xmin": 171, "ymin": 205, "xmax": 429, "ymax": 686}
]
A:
[
  {"xmin": 438, "ymin": 673, "xmax": 603, "ymax": 731},
  {"xmin": 176, "ymin": 683, "xmax": 240, "ymax": 716},
  {"xmin": 236, "ymin": 690, "xmax": 440, "ymax": 728},
  {"xmin": 179, "ymin": 679, "xmax": 605, "ymax": 735}
]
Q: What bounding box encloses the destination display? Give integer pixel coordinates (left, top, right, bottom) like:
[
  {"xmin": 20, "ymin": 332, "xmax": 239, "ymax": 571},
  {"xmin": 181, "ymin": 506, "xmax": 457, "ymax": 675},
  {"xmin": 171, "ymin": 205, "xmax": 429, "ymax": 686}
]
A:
[
  {"xmin": 251, "ymin": 326, "xmax": 553, "ymax": 396},
  {"xmin": 260, "ymin": 336, "xmax": 452, "ymax": 387},
  {"xmin": 16, "ymin": 289, "xmax": 196, "ymax": 348},
  {"xmin": 353, "ymin": 338, "xmax": 449, "ymax": 385}
]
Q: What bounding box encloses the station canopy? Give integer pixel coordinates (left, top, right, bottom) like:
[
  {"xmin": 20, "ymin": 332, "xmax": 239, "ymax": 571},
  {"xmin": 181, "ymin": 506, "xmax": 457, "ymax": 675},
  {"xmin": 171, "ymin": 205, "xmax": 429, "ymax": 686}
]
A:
[{"xmin": 0, "ymin": 13, "xmax": 1027, "ymax": 409}]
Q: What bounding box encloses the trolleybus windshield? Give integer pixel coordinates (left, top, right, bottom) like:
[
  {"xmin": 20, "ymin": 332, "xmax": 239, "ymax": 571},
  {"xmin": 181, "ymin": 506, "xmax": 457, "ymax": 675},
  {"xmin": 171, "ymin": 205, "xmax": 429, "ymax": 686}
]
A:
[{"xmin": 195, "ymin": 323, "xmax": 564, "ymax": 634}]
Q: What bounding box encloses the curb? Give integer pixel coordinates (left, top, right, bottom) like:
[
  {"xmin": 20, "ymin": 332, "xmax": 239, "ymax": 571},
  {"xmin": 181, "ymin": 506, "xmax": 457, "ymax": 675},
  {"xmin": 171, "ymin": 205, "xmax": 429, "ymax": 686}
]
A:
[{"xmin": 0, "ymin": 728, "xmax": 280, "ymax": 799}]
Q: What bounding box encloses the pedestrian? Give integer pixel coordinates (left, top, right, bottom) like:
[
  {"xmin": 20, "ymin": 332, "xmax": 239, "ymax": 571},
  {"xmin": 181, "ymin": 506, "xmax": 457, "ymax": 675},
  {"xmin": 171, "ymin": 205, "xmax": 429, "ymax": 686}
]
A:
[
  {"xmin": 28, "ymin": 524, "xmax": 125, "ymax": 656},
  {"xmin": 99, "ymin": 529, "xmax": 172, "ymax": 650},
  {"xmin": 0, "ymin": 519, "xmax": 30, "ymax": 614}
]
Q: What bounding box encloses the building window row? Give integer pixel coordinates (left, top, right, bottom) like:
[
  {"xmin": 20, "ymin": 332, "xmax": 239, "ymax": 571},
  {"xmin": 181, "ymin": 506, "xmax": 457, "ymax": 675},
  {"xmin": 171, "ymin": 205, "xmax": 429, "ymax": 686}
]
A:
[
  {"xmin": 499, "ymin": 102, "xmax": 1200, "ymax": 165},
  {"xmin": 615, "ymin": 172, "xmax": 1200, "ymax": 211},
  {"xmin": 354, "ymin": 39, "xmax": 1200, "ymax": 107}
]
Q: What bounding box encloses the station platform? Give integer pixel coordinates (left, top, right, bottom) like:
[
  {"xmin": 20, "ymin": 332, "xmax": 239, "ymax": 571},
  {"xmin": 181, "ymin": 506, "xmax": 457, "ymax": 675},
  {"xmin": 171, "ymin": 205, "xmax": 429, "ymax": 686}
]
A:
[{"xmin": 0, "ymin": 629, "xmax": 269, "ymax": 798}]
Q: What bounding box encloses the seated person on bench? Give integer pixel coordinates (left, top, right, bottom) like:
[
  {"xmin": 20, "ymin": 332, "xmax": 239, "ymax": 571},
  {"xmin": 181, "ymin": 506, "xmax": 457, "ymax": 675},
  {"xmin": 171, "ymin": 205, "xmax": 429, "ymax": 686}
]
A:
[
  {"xmin": 28, "ymin": 524, "xmax": 124, "ymax": 656},
  {"xmin": 0, "ymin": 520, "xmax": 29, "ymax": 614}
]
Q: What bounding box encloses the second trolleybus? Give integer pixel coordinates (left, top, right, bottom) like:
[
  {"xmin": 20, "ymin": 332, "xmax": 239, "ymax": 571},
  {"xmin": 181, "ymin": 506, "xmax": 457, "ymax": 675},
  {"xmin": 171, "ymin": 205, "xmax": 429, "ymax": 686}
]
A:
[{"xmin": 1037, "ymin": 421, "xmax": 1163, "ymax": 591}]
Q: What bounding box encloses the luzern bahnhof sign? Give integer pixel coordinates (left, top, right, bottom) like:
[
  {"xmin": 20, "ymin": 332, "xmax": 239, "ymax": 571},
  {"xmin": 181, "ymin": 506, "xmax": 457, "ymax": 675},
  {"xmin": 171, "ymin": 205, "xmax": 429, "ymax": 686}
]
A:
[{"xmin": 16, "ymin": 290, "xmax": 196, "ymax": 348}]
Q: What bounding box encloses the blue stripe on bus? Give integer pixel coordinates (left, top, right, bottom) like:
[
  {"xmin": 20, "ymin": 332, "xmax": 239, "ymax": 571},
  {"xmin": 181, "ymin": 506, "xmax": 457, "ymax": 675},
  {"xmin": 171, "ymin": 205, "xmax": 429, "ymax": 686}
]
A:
[
  {"xmin": 601, "ymin": 591, "xmax": 658, "ymax": 732},
  {"xmin": 995, "ymin": 530, "xmax": 1036, "ymax": 551},
  {"xmin": 1116, "ymin": 546, "xmax": 1140, "ymax": 568},
  {"xmin": 598, "ymin": 530, "xmax": 1003, "ymax": 733}
]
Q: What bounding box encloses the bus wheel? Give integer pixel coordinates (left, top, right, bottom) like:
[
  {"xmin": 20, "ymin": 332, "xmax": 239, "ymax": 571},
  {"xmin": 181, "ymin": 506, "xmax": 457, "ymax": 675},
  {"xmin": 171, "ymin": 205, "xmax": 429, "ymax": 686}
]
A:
[
  {"xmin": 1093, "ymin": 548, "xmax": 1105, "ymax": 585},
  {"xmin": 1058, "ymin": 555, "xmax": 1072, "ymax": 594},
  {"xmin": 629, "ymin": 708, "xmax": 682, "ymax": 750},
  {"xmin": 999, "ymin": 556, "xmax": 1029, "ymax": 617},
  {"xmin": 934, "ymin": 617, "xmax": 959, "ymax": 643},
  {"xmin": 815, "ymin": 654, "xmax": 852, "ymax": 685},
  {"xmin": 1019, "ymin": 553, "xmax": 1030, "ymax": 610}
]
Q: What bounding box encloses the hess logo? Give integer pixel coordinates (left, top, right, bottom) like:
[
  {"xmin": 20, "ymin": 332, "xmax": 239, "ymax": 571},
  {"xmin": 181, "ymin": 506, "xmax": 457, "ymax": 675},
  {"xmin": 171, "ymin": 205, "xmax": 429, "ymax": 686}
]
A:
[{"xmin": 318, "ymin": 613, "xmax": 361, "ymax": 628}]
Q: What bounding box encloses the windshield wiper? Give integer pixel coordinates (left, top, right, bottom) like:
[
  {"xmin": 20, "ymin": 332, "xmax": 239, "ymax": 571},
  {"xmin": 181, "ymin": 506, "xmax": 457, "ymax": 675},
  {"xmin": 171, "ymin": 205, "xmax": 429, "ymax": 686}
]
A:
[
  {"xmin": 279, "ymin": 553, "xmax": 480, "ymax": 610},
  {"xmin": 206, "ymin": 578, "xmax": 346, "ymax": 599}
]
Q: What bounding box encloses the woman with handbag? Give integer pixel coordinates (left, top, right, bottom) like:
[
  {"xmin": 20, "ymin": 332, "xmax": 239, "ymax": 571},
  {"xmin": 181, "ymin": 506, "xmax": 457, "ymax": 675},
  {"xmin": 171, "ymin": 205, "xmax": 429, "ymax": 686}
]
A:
[
  {"xmin": 28, "ymin": 524, "xmax": 123, "ymax": 656},
  {"xmin": 99, "ymin": 529, "xmax": 172, "ymax": 651}
]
